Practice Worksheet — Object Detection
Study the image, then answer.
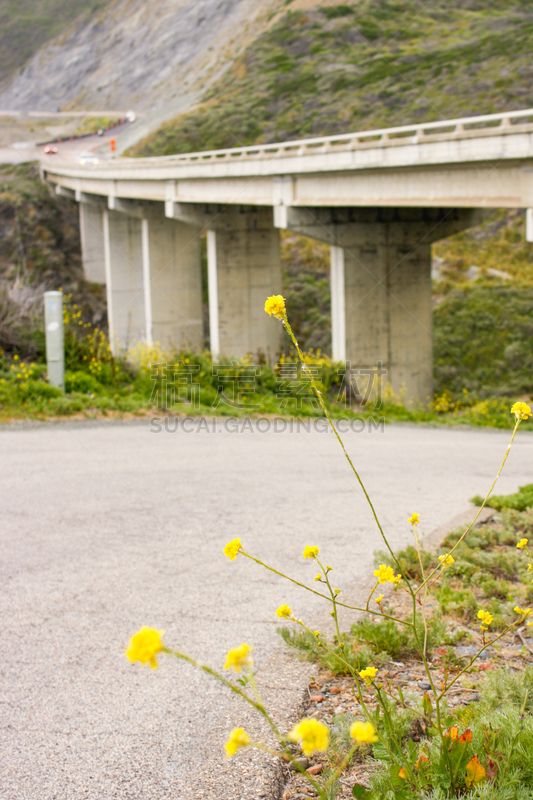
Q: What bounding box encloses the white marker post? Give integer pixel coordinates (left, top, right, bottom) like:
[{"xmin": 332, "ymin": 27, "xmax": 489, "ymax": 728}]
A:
[{"xmin": 44, "ymin": 291, "xmax": 64, "ymax": 390}]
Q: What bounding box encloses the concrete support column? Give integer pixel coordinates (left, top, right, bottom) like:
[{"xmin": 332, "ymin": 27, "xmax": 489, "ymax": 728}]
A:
[
  {"xmin": 276, "ymin": 206, "xmax": 485, "ymax": 403},
  {"xmin": 343, "ymin": 230, "xmax": 432, "ymax": 403},
  {"xmin": 144, "ymin": 215, "xmax": 202, "ymax": 351},
  {"xmin": 526, "ymin": 208, "xmax": 533, "ymax": 242},
  {"xmin": 104, "ymin": 206, "xmax": 203, "ymax": 353},
  {"xmin": 103, "ymin": 209, "xmax": 145, "ymax": 352},
  {"xmin": 79, "ymin": 202, "xmax": 106, "ymax": 283},
  {"xmin": 329, "ymin": 245, "xmax": 346, "ymax": 362},
  {"xmin": 213, "ymin": 208, "xmax": 282, "ymax": 360},
  {"xmin": 207, "ymin": 229, "xmax": 220, "ymax": 359}
]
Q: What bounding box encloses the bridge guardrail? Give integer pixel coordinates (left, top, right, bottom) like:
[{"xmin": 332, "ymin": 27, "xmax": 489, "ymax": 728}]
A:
[{"xmin": 105, "ymin": 107, "xmax": 533, "ymax": 168}]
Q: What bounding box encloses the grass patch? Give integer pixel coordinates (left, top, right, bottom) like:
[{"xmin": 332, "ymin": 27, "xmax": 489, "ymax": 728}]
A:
[{"xmin": 472, "ymin": 483, "xmax": 533, "ymax": 512}]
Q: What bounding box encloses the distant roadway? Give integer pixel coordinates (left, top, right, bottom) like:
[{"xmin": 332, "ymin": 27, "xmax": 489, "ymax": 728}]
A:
[{"xmin": 0, "ymin": 113, "xmax": 135, "ymax": 165}]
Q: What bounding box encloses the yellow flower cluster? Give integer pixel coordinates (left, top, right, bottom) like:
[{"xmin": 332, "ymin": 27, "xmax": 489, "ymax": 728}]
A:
[
  {"xmin": 303, "ymin": 545, "xmax": 320, "ymax": 559},
  {"xmin": 9, "ymin": 358, "xmax": 38, "ymax": 390},
  {"xmin": 517, "ymin": 538, "xmax": 529, "ymax": 549},
  {"xmin": 276, "ymin": 604, "xmax": 293, "ymax": 619},
  {"xmin": 223, "ymin": 538, "xmax": 242, "ymax": 561},
  {"xmin": 350, "ymin": 721, "xmax": 378, "ymax": 745},
  {"xmin": 438, "ymin": 554, "xmax": 455, "ymax": 567},
  {"xmin": 224, "ymin": 644, "xmax": 253, "ymax": 673},
  {"xmin": 477, "ymin": 609, "xmax": 493, "ymax": 630},
  {"xmin": 128, "ymin": 340, "xmax": 169, "ymax": 371},
  {"xmin": 224, "ymin": 727, "xmax": 251, "ymax": 757},
  {"xmin": 126, "ymin": 627, "xmax": 165, "ymax": 669},
  {"xmin": 511, "ymin": 401, "xmax": 532, "ymax": 422},
  {"xmin": 359, "ymin": 667, "xmax": 378, "ymax": 685},
  {"xmin": 264, "ymin": 295, "xmax": 287, "ymax": 320},
  {"xmin": 514, "ymin": 605, "xmax": 532, "ymax": 618},
  {"xmin": 374, "ymin": 564, "xmax": 401, "ymax": 585},
  {"xmin": 407, "ymin": 512, "xmax": 420, "ymax": 525},
  {"xmin": 375, "ymin": 594, "xmax": 384, "ymax": 604},
  {"xmin": 288, "ymin": 718, "xmax": 329, "ymax": 755}
]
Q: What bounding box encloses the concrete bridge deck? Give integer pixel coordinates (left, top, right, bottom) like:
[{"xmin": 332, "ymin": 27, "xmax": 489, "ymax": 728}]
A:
[{"xmin": 42, "ymin": 109, "xmax": 533, "ymax": 403}]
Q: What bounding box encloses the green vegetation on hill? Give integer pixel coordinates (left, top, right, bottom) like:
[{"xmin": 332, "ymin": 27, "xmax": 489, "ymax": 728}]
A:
[
  {"xmin": 0, "ymin": 163, "xmax": 106, "ymax": 356},
  {"xmin": 434, "ymin": 284, "xmax": 533, "ymax": 399},
  {"xmin": 0, "ymin": 1, "xmax": 113, "ymax": 88},
  {"xmin": 132, "ymin": 0, "xmax": 533, "ymax": 156}
]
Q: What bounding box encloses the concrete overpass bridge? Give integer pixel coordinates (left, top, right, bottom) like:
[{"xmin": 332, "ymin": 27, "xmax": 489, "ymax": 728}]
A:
[{"xmin": 42, "ymin": 108, "xmax": 533, "ymax": 402}]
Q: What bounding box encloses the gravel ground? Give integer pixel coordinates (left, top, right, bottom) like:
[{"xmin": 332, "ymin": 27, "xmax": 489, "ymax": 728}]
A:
[{"xmin": 2, "ymin": 419, "xmax": 532, "ymax": 799}]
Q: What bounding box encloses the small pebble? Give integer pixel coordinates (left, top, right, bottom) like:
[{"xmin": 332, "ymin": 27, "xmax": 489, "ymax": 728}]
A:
[
  {"xmin": 310, "ymin": 695, "xmax": 324, "ymax": 702},
  {"xmin": 306, "ymin": 764, "xmax": 323, "ymax": 775}
]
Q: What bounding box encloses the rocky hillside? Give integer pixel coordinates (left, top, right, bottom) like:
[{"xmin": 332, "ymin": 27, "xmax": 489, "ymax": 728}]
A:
[
  {"xmin": 0, "ymin": 0, "xmax": 114, "ymax": 92},
  {"xmin": 0, "ymin": 0, "xmax": 284, "ymax": 134},
  {"xmin": 132, "ymin": 0, "xmax": 533, "ymax": 155},
  {"xmin": 0, "ymin": 164, "xmax": 106, "ymax": 356}
]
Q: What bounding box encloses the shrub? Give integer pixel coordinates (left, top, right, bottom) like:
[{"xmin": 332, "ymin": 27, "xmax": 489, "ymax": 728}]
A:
[
  {"xmin": 65, "ymin": 370, "xmax": 103, "ymax": 394},
  {"xmin": 472, "ymin": 483, "xmax": 533, "ymax": 512}
]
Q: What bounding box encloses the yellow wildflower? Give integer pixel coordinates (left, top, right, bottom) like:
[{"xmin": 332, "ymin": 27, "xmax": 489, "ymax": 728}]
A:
[
  {"xmin": 374, "ymin": 564, "xmax": 394, "ymax": 583},
  {"xmin": 264, "ymin": 295, "xmax": 286, "ymax": 320},
  {"xmin": 359, "ymin": 666, "xmax": 378, "ymax": 685},
  {"xmin": 514, "ymin": 606, "xmax": 532, "ymax": 617},
  {"xmin": 408, "ymin": 512, "xmax": 420, "ymax": 525},
  {"xmin": 517, "ymin": 538, "xmax": 529, "ymax": 549},
  {"xmin": 126, "ymin": 627, "xmax": 165, "ymax": 669},
  {"xmin": 303, "ymin": 545, "xmax": 320, "ymax": 559},
  {"xmin": 350, "ymin": 721, "xmax": 378, "ymax": 745},
  {"xmin": 224, "ymin": 643, "xmax": 253, "ymax": 672},
  {"xmin": 288, "ymin": 718, "xmax": 329, "ymax": 755},
  {"xmin": 223, "ymin": 538, "xmax": 242, "ymax": 561},
  {"xmin": 314, "ymin": 573, "xmax": 322, "ymax": 582},
  {"xmin": 477, "ymin": 609, "xmax": 493, "ymax": 629},
  {"xmin": 398, "ymin": 768, "xmax": 408, "ymax": 779},
  {"xmin": 375, "ymin": 594, "xmax": 384, "ymax": 604},
  {"xmin": 374, "ymin": 564, "xmax": 401, "ymax": 584},
  {"xmin": 276, "ymin": 604, "xmax": 293, "ymax": 619},
  {"xmin": 438, "ymin": 554, "xmax": 455, "ymax": 567},
  {"xmin": 225, "ymin": 727, "xmax": 251, "ymax": 757},
  {"xmin": 527, "ymin": 621, "xmax": 533, "ymax": 627},
  {"xmin": 511, "ymin": 401, "xmax": 532, "ymax": 422}
]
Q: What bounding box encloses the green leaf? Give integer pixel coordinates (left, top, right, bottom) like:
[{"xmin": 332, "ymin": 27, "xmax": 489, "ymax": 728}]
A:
[
  {"xmin": 389, "ymin": 764, "xmax": 407, "ymax": 788},
  {"xmin": 373, "ymin": 742, "xmax": 391, "ymax": 762},
  {"xmin": 352, "ymin": 785, "xmax": 368, "ymax": 799}
]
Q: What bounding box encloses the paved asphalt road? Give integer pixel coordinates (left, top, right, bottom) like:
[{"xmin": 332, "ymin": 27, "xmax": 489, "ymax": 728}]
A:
[
  {"xmin": 2, "ymin": 419, "xmax": 532, "ymax": 799},
  {"xmin": 0, "ymin": 117, "xmax": 132, "ymax": 165}
]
